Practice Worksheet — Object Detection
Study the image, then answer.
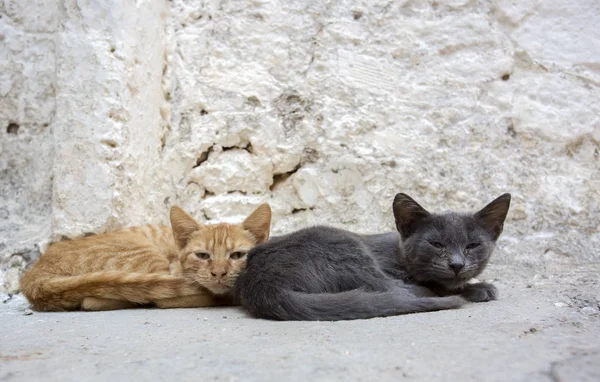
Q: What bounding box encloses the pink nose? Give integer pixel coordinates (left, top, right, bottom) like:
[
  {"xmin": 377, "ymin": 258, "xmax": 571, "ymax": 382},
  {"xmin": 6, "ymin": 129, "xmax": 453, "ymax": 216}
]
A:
[{"xmin": 211, "ymin": 270, "xmax": 227, "ymax": 278}]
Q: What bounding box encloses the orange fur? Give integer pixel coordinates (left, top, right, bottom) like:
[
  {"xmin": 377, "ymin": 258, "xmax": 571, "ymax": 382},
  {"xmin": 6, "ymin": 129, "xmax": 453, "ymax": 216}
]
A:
[{"xmin": 20, "ymin": 204, "xmax": 271, "ymax": 311}]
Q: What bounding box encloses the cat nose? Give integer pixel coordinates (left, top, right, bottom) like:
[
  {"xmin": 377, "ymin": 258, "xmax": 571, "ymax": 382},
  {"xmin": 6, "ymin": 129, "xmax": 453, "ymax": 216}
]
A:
[
  {"xmin": 449, "ymin": 260, "xmax": 465, "ymax": 274},
  {"xmin": 211, "ymin": 270, "xmax": 227, "ymax": 278}
]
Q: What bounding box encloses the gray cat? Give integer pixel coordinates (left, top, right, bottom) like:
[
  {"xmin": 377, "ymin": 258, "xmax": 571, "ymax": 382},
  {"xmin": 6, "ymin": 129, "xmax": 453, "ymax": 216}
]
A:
[{"xmin": 234, "ymin": 193, "xmax": 511, "ymax": 321}]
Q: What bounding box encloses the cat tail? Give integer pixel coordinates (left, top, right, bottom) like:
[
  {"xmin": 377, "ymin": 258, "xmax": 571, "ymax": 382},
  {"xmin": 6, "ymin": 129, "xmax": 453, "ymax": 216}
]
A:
[
  {"xmin": 239, "ymin": 287, "xmax": 465, "ymax": 321},
  {"xmin": 20, "ymin": 271, "xmax": 200, "ymax": 311}
]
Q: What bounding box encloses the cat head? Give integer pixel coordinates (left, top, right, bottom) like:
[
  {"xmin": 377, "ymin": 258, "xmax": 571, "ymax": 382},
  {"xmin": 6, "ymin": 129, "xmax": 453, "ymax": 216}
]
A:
[
  {"xmin": 170, "ymin": 204, "xmax": 272, "ymax": 295},
  {"xmin": 393, "ymin": 193, "xmax": 511, "ymax": 290}
]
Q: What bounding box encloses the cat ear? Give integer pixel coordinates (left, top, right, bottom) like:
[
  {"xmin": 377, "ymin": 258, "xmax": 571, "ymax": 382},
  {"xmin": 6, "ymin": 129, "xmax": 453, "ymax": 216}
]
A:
[
  {"xmin": 242, "ymin": 203, "xmax": 272, "ymax": 244},
  {"xmin": 393, "ymin": 193, "xmax": 430, "ymax": 239},
  {"xmin": 474, "ymin": 193, "xmax": 511, "ymax": 240},
  {"xmin": 170, "ymin": 206, "xmax": 200, "ymax": 249}
]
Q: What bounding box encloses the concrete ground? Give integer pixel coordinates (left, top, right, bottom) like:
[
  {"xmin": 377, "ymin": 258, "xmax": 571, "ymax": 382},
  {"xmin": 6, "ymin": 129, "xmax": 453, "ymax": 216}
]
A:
[{"xmin": 1, "ymin": 269, "xmax": 599, "ymax": 382}]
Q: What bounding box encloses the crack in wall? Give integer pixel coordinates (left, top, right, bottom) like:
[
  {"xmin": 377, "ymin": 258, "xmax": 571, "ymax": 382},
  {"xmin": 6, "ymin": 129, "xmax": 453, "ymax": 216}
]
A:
[{"xmin": 270, "ymin": 163, "xmax": 302, "ymax": 192}]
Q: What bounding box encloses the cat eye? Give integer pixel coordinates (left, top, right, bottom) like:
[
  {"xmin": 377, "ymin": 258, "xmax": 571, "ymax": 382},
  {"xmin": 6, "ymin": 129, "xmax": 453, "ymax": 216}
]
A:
[
  {"xmin": 465, "ymin": 243, "xmax": 481, "ymax": 250},
  {"xmin": 229, "ymin": 251, "xmax": 247, "ymax": 260},
  {"xmin": 195, "ymin": 252, "xmax": 211, "ymax": 260},
  {"xmin": 429, "ymin": 241, "xmax": 445, "ymax": 249}
]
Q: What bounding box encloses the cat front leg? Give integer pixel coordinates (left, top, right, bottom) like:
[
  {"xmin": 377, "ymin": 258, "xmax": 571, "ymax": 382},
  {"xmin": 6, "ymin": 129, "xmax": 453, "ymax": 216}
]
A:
[
  {"xmin": 81, "ymin": 297, "xmax": 138, "ymax": 311},
  {"xmin": 154, "ymin": 294, "xmax": 233, "ymax": 308},
  {"xmin": 399, "ymin": 283, "xmax": 439, "ymax": 298},
  {"xmin": 461, "ymin": 282, "xmax": 498, "ymax": 302}
]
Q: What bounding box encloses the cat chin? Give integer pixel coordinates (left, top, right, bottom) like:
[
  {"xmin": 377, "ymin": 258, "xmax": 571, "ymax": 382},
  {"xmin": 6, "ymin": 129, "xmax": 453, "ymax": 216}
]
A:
[
  {"xmin": 413, "ymin": 272, "xmax": 471, "ymax": 291},
  {"xmin": 205, "ymin": 284, "xmax": 231, "ymax": 295}
]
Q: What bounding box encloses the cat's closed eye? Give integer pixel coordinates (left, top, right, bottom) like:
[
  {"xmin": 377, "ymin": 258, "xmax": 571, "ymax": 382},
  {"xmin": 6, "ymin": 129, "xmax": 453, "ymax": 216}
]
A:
[
  {"xmin": 428, "ymin": 241, "xmax": 445, "ymax": 249},
  {"xmin": 465, "ymin": 243, "xmax": 481, "ymax": 250},
  {"xmin": 230, "ymin": 251, "xmax": 247, "ymax": 260},
  {"xmin": 195, "ymin": 252, "xmax": 211, "ymax": 260}
]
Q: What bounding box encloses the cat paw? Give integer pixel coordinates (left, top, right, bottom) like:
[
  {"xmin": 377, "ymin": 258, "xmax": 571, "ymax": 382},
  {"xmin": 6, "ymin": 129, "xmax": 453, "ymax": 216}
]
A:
[{"xmin": 461, "ymin": 282, "xmax": 497, "ymax": 302}]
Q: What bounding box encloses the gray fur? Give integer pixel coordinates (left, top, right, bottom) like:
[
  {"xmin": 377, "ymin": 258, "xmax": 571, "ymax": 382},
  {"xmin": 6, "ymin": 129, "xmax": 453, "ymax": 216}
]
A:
[{"xmin": 234, "ymin": 193, "xmax": 511, "ymax": 321}]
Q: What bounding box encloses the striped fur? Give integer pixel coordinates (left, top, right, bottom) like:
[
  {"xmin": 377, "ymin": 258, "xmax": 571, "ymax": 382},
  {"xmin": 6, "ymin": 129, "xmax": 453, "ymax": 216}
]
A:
[{"xmin": 20, "ymin": 204, "xmax": 271, "ymax": 311}]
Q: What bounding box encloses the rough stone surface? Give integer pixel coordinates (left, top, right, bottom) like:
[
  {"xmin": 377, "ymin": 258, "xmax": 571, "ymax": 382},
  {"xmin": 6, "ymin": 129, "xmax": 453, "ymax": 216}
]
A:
[
  {"xmin": 0, "ymin": 0, "xmax": 57, "ymax": 293},
  {"xmin": 1, "ymin": 0, "xmax": 599, "ymax": 299},
  {"xmin": 51, "ymin": 0, "xmax": 171, "ymax": 238}
]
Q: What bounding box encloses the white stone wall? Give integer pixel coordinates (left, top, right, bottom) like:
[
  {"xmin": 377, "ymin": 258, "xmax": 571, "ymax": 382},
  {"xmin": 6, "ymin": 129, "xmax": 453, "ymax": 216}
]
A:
[
  {"xmin": 1, "ymin": 0, "xmax": 58, "ymax": 293},
  {"xmin": 1, "ymin": 0, "xmax": 599, "ymax": 294},
  {"xmin": 52, "ymin": 0, "xmax": 170, "ymax": 236}
]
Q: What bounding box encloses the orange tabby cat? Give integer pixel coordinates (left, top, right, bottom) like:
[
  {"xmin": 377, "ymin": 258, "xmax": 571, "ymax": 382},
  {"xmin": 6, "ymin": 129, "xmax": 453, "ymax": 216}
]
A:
[{"xmin": 20, "ymin": 204, "xmax": 271, "ymax": 311}]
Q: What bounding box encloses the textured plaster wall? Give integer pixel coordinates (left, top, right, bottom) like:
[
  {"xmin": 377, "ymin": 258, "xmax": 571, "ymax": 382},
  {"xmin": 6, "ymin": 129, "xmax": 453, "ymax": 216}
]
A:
[
  {"xmin": 1, "ymin": 0, "xmax": 58, "ymax": 293},
  {"xmin": 1, "ymin": 0, "xmax": 599, "ymax": 294}
]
